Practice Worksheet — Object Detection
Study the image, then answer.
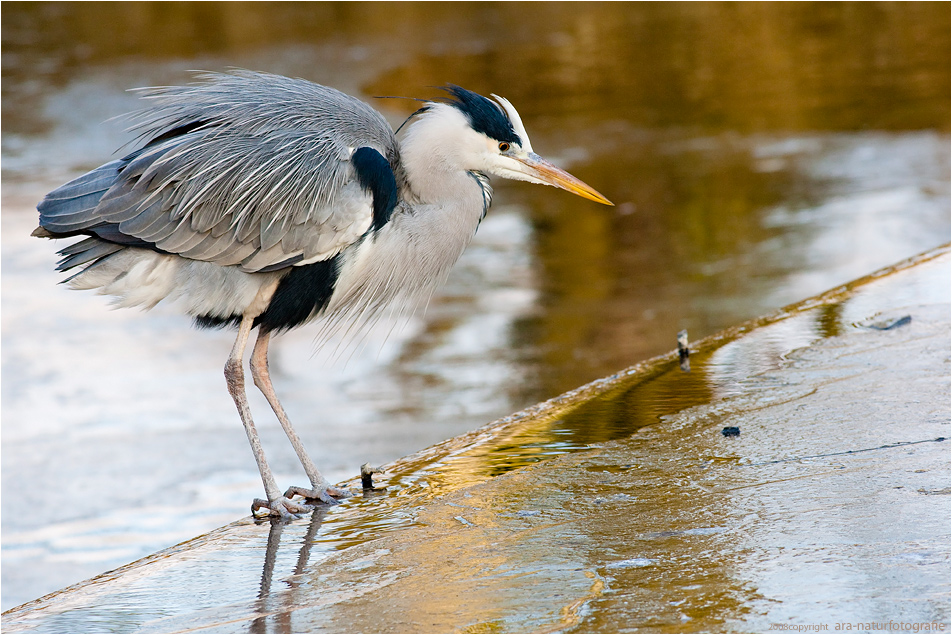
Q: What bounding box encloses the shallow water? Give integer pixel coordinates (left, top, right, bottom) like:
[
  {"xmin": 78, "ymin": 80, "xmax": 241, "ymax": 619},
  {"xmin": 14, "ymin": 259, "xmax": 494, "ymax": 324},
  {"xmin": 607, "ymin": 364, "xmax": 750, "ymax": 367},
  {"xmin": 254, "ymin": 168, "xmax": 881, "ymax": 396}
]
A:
[
  {"xmin": 1, "ymin": 2, "xmax": 949, "ymax": 611},
  {"xmin": 3, "ymin": 248, "xmax": 947, "ymax": 634}
]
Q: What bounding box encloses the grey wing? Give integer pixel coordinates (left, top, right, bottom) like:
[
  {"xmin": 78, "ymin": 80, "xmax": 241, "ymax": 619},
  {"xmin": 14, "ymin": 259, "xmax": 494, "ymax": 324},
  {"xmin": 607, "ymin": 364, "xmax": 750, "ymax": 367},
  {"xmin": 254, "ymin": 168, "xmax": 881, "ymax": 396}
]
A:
[{"xmin": 37, "ymin": 71, "xmax": 402, "ymax": 273}]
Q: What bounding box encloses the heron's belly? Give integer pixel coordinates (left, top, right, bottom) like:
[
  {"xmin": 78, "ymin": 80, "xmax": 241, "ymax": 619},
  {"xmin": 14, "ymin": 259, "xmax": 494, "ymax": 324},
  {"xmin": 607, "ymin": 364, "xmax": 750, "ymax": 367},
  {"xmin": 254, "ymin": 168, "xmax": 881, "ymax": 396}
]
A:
[{"xmin": 68, "ymin": 246, "xmax": 282, "ymax": 321}]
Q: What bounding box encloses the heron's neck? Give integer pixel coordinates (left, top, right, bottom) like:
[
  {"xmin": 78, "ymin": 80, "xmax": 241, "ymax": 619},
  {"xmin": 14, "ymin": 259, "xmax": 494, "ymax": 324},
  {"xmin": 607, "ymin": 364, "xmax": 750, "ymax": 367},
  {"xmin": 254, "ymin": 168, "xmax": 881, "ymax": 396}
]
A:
[{"xmin": 398, "ymin": 114, "xmax": 492, "ymax": 214}]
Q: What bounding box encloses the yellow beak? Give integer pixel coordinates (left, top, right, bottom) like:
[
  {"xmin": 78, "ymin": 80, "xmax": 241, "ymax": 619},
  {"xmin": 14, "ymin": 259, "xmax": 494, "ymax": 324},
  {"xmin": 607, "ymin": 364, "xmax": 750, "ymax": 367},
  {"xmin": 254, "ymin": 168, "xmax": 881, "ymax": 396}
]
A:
[{"xmin": 515, "ymin": 153, "xmax": 613, "ymax": 206}]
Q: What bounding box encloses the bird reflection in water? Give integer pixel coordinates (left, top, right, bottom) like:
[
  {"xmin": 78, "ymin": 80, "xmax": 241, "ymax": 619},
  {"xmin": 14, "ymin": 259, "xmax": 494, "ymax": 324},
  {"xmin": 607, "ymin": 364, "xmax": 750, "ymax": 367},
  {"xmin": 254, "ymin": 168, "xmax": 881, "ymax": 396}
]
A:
[{"xmin": 251, "ymin": 508, "xmax": 328, "ymax": 634}]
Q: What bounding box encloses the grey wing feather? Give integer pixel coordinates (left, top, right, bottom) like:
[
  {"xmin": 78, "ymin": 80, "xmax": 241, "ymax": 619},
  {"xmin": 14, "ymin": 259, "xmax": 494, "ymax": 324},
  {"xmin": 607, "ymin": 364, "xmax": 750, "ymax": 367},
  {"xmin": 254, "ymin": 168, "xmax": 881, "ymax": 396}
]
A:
[
  {"xmin": 37, "ymin": 162, "xmax": 124, "ymax": 233},
  {"xmin": 39, "ymin": 71, "xmax": 403, "ymax": 273},
  {"xmin": 55, "ymin": 237, "xmax": 124, "ymax": 271}
]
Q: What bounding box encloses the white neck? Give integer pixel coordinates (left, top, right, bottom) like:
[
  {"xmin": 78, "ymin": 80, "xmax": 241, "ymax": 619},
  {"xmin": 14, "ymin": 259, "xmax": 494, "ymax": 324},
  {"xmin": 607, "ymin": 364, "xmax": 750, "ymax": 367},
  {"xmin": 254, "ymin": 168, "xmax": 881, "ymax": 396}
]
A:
[{"xmin": 398, "ymin": 104, "xmax": 492, "ymax": 211}]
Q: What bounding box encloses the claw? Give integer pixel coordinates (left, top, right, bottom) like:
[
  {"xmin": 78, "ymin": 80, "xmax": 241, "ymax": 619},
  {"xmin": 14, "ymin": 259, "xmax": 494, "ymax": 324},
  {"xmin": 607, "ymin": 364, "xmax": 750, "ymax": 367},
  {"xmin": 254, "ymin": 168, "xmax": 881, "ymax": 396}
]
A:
[
  {"xmin": 252, "ymin": 495, "xmax": 315, "ymax": 518},
  {"xmin": 284, "ymin": 484, "xmax": 352, "ymax": 505}
]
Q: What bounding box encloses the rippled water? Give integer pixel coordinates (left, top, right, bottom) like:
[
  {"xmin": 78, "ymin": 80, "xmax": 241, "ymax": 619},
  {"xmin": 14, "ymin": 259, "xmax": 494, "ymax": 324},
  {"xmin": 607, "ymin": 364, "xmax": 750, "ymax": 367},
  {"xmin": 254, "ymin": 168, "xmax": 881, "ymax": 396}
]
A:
[{"xmin": 2, "ymin": 2, "xmax": 949, "ymax": 611}]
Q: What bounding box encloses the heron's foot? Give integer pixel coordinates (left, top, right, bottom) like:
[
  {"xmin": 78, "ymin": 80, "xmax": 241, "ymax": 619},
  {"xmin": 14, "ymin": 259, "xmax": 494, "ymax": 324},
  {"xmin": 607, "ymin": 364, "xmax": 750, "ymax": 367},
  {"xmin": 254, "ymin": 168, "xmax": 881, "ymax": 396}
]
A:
[
  {"xmin": 251, "ymin": 495, "xmax": 314, "ymax": 519},
  {"xmin": 284, "ymin": 484, "xmax": 352, "ymax": 505}
]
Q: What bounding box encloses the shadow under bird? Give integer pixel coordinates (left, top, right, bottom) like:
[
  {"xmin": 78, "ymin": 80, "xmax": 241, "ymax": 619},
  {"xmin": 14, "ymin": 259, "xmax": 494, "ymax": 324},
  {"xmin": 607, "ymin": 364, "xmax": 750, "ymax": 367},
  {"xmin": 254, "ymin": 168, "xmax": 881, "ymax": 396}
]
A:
[{"xmin": 33, "ymin": 71, "xmax": 612, "ymax": 517}]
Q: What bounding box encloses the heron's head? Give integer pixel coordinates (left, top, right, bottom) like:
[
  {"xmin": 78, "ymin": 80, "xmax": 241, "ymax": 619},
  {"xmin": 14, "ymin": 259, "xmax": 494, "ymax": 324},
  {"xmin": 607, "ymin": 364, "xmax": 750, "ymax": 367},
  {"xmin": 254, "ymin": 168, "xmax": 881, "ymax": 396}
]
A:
[{"xmin": 402, "ymin": 86, "xmax": 612, "ymax": 205}]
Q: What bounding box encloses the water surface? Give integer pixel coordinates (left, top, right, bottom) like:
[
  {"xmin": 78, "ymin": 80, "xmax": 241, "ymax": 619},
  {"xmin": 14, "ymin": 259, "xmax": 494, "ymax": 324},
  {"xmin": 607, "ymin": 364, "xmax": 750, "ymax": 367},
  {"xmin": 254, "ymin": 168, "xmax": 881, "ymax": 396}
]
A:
[{"xmin": 2, "ymin": 2, "xmax": 948, "ymax": 610}]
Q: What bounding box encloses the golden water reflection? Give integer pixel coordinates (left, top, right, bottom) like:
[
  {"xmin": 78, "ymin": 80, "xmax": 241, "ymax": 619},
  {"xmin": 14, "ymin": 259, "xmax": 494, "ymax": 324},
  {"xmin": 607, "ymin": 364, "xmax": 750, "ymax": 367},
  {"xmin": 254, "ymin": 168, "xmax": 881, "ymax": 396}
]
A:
[{"xmin": 6, "ymin": 3, "xmax": 947, "ymax": 134}]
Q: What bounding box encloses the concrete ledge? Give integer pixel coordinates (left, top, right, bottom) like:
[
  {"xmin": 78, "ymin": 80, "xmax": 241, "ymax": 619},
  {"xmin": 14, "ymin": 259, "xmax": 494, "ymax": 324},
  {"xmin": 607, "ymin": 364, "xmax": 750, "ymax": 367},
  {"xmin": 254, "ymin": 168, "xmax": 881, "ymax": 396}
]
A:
[{"xmin": 4, "ymin": 246, "xmax": 949, "ymax": 634}]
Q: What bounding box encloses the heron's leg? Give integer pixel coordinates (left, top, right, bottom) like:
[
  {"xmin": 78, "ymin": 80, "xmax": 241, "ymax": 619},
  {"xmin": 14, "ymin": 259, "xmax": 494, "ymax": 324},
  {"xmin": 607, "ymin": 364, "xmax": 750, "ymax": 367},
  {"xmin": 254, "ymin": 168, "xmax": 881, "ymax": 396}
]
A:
[
  {"xmin": 250, "ymin": 330, "xmax": 351, "ymax": 504},
  {"xmin": 225, "ymin": 316, "xmax": 313, "ymax": 518}
]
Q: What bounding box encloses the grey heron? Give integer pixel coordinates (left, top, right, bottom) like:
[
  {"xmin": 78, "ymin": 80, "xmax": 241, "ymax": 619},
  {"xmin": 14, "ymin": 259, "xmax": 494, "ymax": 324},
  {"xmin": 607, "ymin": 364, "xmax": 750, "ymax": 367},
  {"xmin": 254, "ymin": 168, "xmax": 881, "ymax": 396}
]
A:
[{"xmin": 33, "ymin": 71, "xmax": 612, "ymax": 517}]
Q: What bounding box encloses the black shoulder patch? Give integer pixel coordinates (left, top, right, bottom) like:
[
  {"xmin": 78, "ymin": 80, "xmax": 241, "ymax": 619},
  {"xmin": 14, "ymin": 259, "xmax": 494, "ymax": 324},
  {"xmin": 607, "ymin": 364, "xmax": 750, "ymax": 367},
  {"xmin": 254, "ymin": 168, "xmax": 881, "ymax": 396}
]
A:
[
  {"xmin": 441, "ymin": 86, "xmax": 520, "ymax": 145},
  {"xmin": 351, "ymin": 146, "xmax": 398, "ymax": 231},
  {"xmin": 253, "ymin": 255, "xmax": 341, "ymax": 333}
]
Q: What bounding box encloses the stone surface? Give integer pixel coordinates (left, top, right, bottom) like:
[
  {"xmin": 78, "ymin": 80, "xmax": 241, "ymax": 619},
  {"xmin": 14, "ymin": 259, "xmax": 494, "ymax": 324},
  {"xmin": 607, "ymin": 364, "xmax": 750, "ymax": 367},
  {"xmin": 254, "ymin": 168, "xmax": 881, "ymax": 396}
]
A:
[{"xmin": 3, "ymin": 247, "xmax": 949, "ymax": 634}]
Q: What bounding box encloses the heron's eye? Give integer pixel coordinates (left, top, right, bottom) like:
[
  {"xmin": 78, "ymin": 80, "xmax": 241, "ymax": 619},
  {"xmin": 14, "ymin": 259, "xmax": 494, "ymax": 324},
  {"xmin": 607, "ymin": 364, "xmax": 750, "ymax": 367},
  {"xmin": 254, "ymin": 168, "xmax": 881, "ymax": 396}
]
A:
[{"xmin": 498, "ymin": 142, "xmax": 511, "ymax": 152}]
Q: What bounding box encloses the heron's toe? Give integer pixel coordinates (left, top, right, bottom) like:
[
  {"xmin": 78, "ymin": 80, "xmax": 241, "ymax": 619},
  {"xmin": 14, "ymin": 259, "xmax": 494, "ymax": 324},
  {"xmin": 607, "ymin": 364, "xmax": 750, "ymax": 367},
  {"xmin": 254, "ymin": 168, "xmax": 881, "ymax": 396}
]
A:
[
  {"xmin": 251, "ymin": 496, "xmax": 314, "ymax": 518},
  {"xmin": 284, "ymin": 484, "xmax": 352, "ymax": 505},
  {"xmin": 322, "ymin": 486, "xmax": 353, "ymax": 503}
]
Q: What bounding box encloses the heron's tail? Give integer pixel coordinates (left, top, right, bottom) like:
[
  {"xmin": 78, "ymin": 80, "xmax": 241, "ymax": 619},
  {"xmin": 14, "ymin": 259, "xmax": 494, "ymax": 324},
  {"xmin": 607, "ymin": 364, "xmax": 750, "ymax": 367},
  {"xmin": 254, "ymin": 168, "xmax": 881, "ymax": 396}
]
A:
[{"xmin": 53, "ymin": 237, "xmax": 125, "ymax": 278}]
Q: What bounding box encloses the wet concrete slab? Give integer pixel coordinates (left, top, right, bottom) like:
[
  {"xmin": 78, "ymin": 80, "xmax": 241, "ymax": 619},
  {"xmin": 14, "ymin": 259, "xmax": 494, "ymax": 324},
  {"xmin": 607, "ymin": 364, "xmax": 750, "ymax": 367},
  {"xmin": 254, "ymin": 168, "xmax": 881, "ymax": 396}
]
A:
[{"xmin": 3, "ymin": 246, "xmax": 949, "ymax": 634}]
